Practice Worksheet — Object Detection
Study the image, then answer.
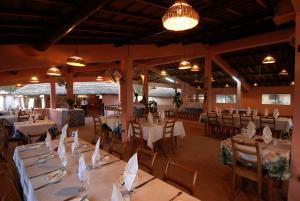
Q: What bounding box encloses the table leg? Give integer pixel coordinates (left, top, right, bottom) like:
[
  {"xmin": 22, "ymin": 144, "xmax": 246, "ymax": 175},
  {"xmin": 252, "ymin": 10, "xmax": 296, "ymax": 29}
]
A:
[{"xmin": 268, "ymin": 177, "xmax": 273, "ymax": 201}]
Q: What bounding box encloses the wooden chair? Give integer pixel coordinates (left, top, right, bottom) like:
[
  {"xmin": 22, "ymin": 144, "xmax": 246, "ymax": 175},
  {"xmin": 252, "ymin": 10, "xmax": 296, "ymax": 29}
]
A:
[
  {"xmin": 27, "ymin": 132, "xmax": 46, "ymax": 144},
  {"xmin": 17, "ymin": 114, "xmax": 30, "ymax": 122},
  {"xmin": 0, "ymin": 172, "xmax": 22, "ymax": 201},
  {"xmin": 160, "ymin": 119, "xmax": 176, "ymax": 155},
  {"xmin": 109, "ymin": 138, "xmax": 126, "ymax": 160},
  {"xmin": 91, "ymin": 116, "xmax": 105, "ymax": 148},
  {"xmin": 221, "ymin": 113, "xmax": 237, "ymax": 138},
  {"xmin": 137, "ymin": 148, "xmax": 157, "ymax": 174},
  {"xmin": 163, "ymin": 161, "xmax": 198, "ymax": 196},
  {"xmin": 231, "ymin": 138, "xmax": 264, "ymax": 201},
  {"xmin": 207, "ymin": 112, "xmax": 221, "ymax": 137},
  {"xmin": 239, "ymin": 115, "xmax": 254, "ymax": 132},
  {"xmin": 259, "ymin": 116, "xmax": 279, "ymax": 137},
  {"xmin": 130, "ymin": 120, "xmax": 145, "ymax": 153}
]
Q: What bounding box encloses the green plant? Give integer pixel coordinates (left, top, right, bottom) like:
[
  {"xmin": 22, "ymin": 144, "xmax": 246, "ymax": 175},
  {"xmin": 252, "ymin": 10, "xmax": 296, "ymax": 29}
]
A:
[{"xmin": 173, "ymin": 92, "xmax": 183, "ymax": 109}]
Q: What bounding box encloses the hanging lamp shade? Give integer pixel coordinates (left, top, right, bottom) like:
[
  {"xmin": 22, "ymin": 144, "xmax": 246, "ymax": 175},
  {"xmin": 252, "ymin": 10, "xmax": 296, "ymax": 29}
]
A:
[
  {"xmin": 30, "ymin": 76, "xmax": 39, "ymax": 83},
  {"xmin": 211, "ymin": 77, "xmax": 215, "ymax": 82},
  {"xmin": 278, "ymin": 68, "xmax": 288, "ymax": 76},
  {"xmin": 253, "ymin": 83, "xmax": 258, "ymax": 87},
  {"xmin": 160, "ymin": 70, "xmax": 167, "ymax": 76},
  {"xmin": 162, "ymin": 0, "xmax": 199, "ymax": 31},
  {"xmin": 178, "ymin": 60, "xmax": 191, "ymax": 70},
  {"xmin": 225, "ymin": 84, "xmax": 230, "ymax": 88},
  {"xmin": 290, "ymin": 81, "xmax": 295, "ymax": 86},
  {"xmin": 47, "ymin": 66, "xmax": 62, "ymax": 76},
  {"xmin": 191, "ymin": 64, "xmax": 200, "ymax": 72},
  {"xmin": 66, "ymin": 47, "xmax": 86, "ymax": 67},
  {"xmin": 96, "ymin": 75, "xmax": 103, "ymax": 81},
  {"xmin": 16, "ymin": 83, "xmax": 23, "ymax": 87},
  {"xmin": 262, "ymin": 55, "xmax": 276, "ymax": 64},
  {"xmin": 197, "ymin": 86, "xmax": 201, "ymax": 89}
]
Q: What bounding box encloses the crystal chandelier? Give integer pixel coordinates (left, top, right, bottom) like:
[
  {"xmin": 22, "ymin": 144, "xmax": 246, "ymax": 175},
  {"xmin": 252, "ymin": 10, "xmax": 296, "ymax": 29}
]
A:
[
  {"xmin": 47, "ymin": 66, "xmax": 62, "ymax": 76},
  {"xmin": 162, "ymin": 0, "xmax": 199, "ymax": 31}
]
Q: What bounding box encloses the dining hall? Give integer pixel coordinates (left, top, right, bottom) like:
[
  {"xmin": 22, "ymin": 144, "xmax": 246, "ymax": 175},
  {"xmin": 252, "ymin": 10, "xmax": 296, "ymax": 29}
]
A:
[{"xmin": 0, "ymin": 0, "xmax": 299, "ymax": 201}]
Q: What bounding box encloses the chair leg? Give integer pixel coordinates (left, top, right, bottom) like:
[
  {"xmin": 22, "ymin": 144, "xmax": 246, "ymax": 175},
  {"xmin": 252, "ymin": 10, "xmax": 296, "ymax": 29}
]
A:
[
  {"xmin": 268, "ymin": 178, "xmax": 273, "ymax": 201},
  {"xmin": 258, "ymin": 180, "xmax": 262, "ymax": 201},
  {"xmin": 231, "ymin": 174, "xmax": 237, "ymax": 201}
]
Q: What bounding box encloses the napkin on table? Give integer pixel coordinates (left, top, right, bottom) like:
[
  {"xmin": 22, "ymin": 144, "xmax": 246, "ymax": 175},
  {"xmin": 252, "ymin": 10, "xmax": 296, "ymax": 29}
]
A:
[
  {"xmin": 215, "ymin": 106, "xmax": 219, "ymax": 113},
  {"xmin": 78, "ymin": 154, "xmax": 87, "ymax": 180},
  {"xmin": 57, "ymin": 141, "xmax": 66, "ymax": 160},
  {"xmin": 253, "ymin": 109, "xmax": 258, "ymax": 118},
  {"xmin": 247, "ymin": 107, "xmax": 251, "ymax": 115},
  {"xmin": 111, "ymin": 184, "xmax": 124, "ymax": 201},
  {"xmin": 45, "ymin": 131, "xmax": 52, "ymax": 152},
  {"xmin": 123, "ymin": 153, "xmax": 138, "ymax": 191},
  {"xmin": 92, "ymin": 137, "xmax": 101, "ymax": 168},
  {"xmin": 245, "ymin": 121, "xmax": 256, "ymax": 138},
  {"xmin": 264, "ymin": 108, "xmax": 269, "ymax": 117},
  {"xmin": 262, "ymin": 126, "xmax": 273, "ymax": 144},
  {"xmin": 147, "ymin": 112, "xmax": 154, "ymax": 124},
  {"xmin": 273, "ymin": 108, "xmax": 280, "ymax": 119},
  {"xmin": 71, "ymin": 129, "xmax": 79, "ymax": 154},
  {"xmin": 61, "ymin": 124, "xmax": 68, "ymax": 139},
  {"xmin": 229, "ymin": 107, "xmax": 233, "ymax": 114}
]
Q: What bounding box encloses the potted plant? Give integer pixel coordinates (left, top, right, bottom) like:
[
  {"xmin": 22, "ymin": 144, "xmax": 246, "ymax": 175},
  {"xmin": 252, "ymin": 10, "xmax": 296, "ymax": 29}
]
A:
[
  {"xmin": 66, "ymin": 98, "xmax": 75, "ymax": 110},
  {"xmin": 173, "ymin": 92, "xmax": 183, "ymax": 112},
  {"xmin": 134, "ymin": 92, "xmax": 139, "ymax": 102}
]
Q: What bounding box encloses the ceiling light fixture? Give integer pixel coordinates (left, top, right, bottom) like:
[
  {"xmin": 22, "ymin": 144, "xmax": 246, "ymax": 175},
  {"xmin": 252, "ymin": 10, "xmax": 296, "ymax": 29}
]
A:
[
  {"xmin": 253, "ymin": 83, "xmax": 258, "ymax": 87},
  {"xmin": 46, "ymin": 66, "xmax": 62, "ymax": 76},
  {"xmin": 262, "ymin": 55, "xmax": 276, "ymax": 64},
  {"xmin": 211, "ymin": 77, "xmax": 215, "ymax": 82},
  {"xmin": 66, "ymin": 46, "xmax": 86, "ymax": 67},
  {"xmin": 290, "ymin": 81, "xmax": 295, "ymax": 86},
  {"xmin": 178, "ymin": 60, "xmax": 192, "ymax": 70},
  {"xmin": 165, "ymin": 77, "xmax": 175, "ymax": 83},
  {"xmin": 160, "ymin": 70, "xmax": 167, "ymax": 76},
  {"xmin": 96, "ymin": 76, "xmax": 103, "ymax": 81},
  {"xmin": 162, "ymin": 0, "xmax": 199, "ymax": 31},
  {"xmin": 197, "ymin": 86, "xmax": 201, "ymax": 89},
  {"xmin": 191, "ymin": 64, "xmax": 200, "ymax": 72},
  {"xmin": 30, "ymin": 76, "xmax": 39, "ymax": 83},
  {"xmin": 16, "ymin": 83, "xmax": 23, "ymax": 87},
  {"xmin": 225, "ymin": 84, "xmax": 230, "ymax": 88},
  {"xmin": 278, "ymin": 68, "xmax": 288, "ymax": 76}
]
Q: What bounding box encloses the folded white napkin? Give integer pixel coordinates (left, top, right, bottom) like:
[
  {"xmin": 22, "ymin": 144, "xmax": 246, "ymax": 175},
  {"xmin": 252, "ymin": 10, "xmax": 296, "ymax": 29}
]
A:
[
  {"xmin": 71, "ymin": 130, "xmax": 79, "ymax": 154},
  {"xmin": 124, "ymin": 153, "xmax": 138, "ymax": 191},
  {"xmin": 160, "ymin": 111, "xmax": 165, "ymax": 122},
  {"xmin": 235, "ymin": 108, "xmax": 239, "ymax": 114},
  {"xmin": 111, "ymin": 184, "xmax": 124, "ymax": 201},
  {"xmin": 247, "ymin": 107, "xmax": 251, "ymax": 115},
  {"xmin": 78, "ymin": 154, "xmax": 87, "ymax": 180},
  {"xmin": 262, "ymin": 126, "xmax": 273, "ymax": 144},
  {"xmin": 45, "ymin": 131, "xmax": 52, "ymax": 153},
  {"xmin": 273, "ymin": 108, "xmax": 279, "ymax": 119},
  {"xmin": 245, "ymin": 121, "xmax": 256, "ymax": 138},
  {"xmin": 29, "ymin": 116, "xmax": 33, "ymax": 123},
  {"xmin": 229, "ymin": 107, "xmax": 233, "ymax": 114},
  {"xmin": 253, "ymin": 109, "xmax": 258, "ymax": 118},
  {"xmin": 92, "ymin": 137, "xmax": 101, "ymax": 168},
  {"xmin": 61, "ymin": 124, "xmax": 68, "ymax": 139},
  {"xmin": 264, "ymin": 108, "xmax": 269, "ymax": 117},
  {"xmin": 215, "ymin": 106, "xmax": 219, "ymax": 113},
  {"xmin": 147, "ymin": 112, "xmax": 153, "ymax": 124},
  {"xmin": 57, "ymin": 141, "xmax": 66, "ymax": 160}
]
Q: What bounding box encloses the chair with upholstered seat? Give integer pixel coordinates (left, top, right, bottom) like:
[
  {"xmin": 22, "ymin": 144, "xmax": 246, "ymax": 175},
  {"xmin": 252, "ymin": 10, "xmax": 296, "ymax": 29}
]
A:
[
  {"xmin": 231, "ymin": 137, "xmax": 265, "ymax": 201},
  {"xmin": 163, "ymin": 161, "xmax": 198, "ymax": 196},
  {"xmin": 108, "ymin": 138, "xmax": 126, "ymax": 160},
  {"xmin": 137, "ymin": 148, "xmax": 157, "ymax": 174}
]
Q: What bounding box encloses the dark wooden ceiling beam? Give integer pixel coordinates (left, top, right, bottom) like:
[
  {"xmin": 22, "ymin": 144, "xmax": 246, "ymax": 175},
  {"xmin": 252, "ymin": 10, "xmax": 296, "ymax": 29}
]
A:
[
  {"xmin": 73, "ymin": 28, "xmax": 135, "ymax": 36},
  {"xmin": 35, "ymin": 0, "xmax": 112, "ymax": 51},
  {"xmin": 0, "ymin": 9, "xmax": 59, "ymax": 19},
  {"xmin": 134, "ymin": 0, "xmax": 168, "ymax": 9},
  {"xmin": 83, "ymin": 20, "xmax": 148, "ymax": 30},
  {"xmin": 32, "ymin": 0, "xmax": 74, "ymax": 6}
]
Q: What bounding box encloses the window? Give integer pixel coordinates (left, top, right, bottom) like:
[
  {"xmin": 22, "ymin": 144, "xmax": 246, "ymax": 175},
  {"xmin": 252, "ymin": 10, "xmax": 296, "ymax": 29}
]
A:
[
  {"xmin": 262, "ymin": 94, "xmax": 291, "ymax": 105},
  {"xmin": 216, "ymin": 94, "xmax": 236, "ymax": 104}
]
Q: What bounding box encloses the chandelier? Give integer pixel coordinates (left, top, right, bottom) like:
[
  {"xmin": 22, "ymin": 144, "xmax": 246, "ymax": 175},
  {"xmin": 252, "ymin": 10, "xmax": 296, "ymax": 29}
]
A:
[
  {"xmin": 66, "ymin": 46, "xmax": 86, "ymax": 67},
  {"xmin": 162, "ymin": 0, "xmax": 199, "ymax": 31},
  {"xmin": 178, "ymin": 60, "xmax": 192, "ymax": 70},
  {"xmin": 16, "ymin": 83, "xmax": 23, "ymax": 87},
  {"xmin": 30, "ymin": 76, "xmax": 39, "ymax": 83},
  {"xmin": 160, "ymin": 70, "xmax": 167, "ymax": 76},
  {"xmin": 96, "ymin": 76, "xmax": 103, "ymax": 81},
  {"xmin": 262, "ymin": 55, "xmax": 276, "ymax": 64},
  {"xmin": 278, "ymin": 68, "xmax": 288, "ymax": 76},
  {"xmin": 47, "ymin": 66, "xmax": 62, "ymax": 76},
  {"xmin": 191, "ymin": 64, "xmax": 200, "ymax": 72}
]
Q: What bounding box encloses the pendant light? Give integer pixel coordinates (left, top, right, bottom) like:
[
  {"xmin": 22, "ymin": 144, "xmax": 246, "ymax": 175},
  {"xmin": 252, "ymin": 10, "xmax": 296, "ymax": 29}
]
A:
[
  {"xmin": 47, "ymin": 66, "xmax": 62, "ymax": 76},
  {"xmin": 211, "ymin": 77, "xmax": 215, "ymax": 82},
  {"xmin": 160, "ymin": 70, "xmax": 167, "ymax": 76},
  {"xmin": 253, "ymin": 83, "xmax": 258, "ymax": 87},
  {"xmin": 191, "ymin": 64, "xmax": 200, "ymax": 72},
  {"xmin": 16, "ymin": 83, "xmax": 23, "ymax": 87},
  {"xmin": 96, "ymin": 75, "xmax": 103, "ymax": 81},
  {"xmin": 66, "ymin": 46, "xmax": 86, "ymax": 67},
  {"xmin": 197, "ymin": 86, "xmax": 201, "ymax": 90},
  {"xmin": 290, "ymin": 81, "xmax": 295, "ymax": 86},
  {"xmin": 162, "ymin": 0, "xmax": 199, "ymax": 31},
  {"xmin": 278, "ymin": 68, "xmax": 288, "ymax": 76},
  {"xmin": 30, "ymin": 76, "xmax": 39, "ymax": 83},
  {"xmin": 178, "ymin": 60, "xmax": 192, "ymax": 70},
  {"xmin": 262, "ymin": 55, "xmax": 276, "ymax": 64},
  {"xmin": 225, "ymin": 83, "xmax": 230, "ymax": 88}
]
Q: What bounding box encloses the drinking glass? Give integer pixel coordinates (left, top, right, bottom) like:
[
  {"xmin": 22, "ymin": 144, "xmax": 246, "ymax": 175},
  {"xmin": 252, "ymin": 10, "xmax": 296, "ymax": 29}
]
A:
[{"xmin": 78, "ymin": 171, "xmax": 90, "ymax": 193}]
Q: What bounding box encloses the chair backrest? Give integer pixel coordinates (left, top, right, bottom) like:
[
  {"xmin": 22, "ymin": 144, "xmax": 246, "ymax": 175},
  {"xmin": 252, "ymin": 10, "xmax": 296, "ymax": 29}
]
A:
[
  {"xmin": 207, "ymin": 112, "xmax": 218, "ymax": 124},
  {"xmin": 240, "ymin": 115, "xmax": 253, "ymax": 129},
  {"xmin": 260, "ymin": 116, "xmax": 275, "ymax": 129},
  {"xmin": 137, "ymin": 148, "xmax": 157, "ymax": 174},
  {"xmin": 222, "ymin": 113, "xmax": 234, "ymax": 127},
  {"xmin": 109, "ymin": 138, "xmax": 126, "ymax": 159},
  {"xmin": 17, "ymin": 114, "xmax": 30, "ymax": 122},
  {"xmin": 93, "ymin": 116, "xmax": 102, "ymax": 135},
  {"xmin": 0, "ymin": 168, "xmax": 22, "ymax": 201},
  {"xmin": 231, "ymin": 138, "xmax": 262, "ymax": 179},
  {"xmin": 130, "ymin": 120, "xmax": 143, "ymax": 139},
  {"xmin": 163, "ymin": 161, "xmax": 198, "ymax": 195},
  {"xmin": 163, "ymin": 119, "xmax": 176, "ymax": 139}
]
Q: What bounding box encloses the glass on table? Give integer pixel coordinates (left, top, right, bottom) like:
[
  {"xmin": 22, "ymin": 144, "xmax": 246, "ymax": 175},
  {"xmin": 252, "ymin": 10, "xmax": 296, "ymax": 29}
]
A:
[{"xmin": 78, "ymin": 171, "xmax": 90, "ymax": 193}]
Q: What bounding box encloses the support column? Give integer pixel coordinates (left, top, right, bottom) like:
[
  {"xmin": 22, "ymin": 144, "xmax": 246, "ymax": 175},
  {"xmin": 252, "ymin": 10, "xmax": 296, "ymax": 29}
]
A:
[
  {"xmin": 66, "ymin": 73, "xmax": 74, "ymax": 99},
  {"xmin": 141, "ymin": 64, "xmax": 148, "ymax": 101},
  {"xmin": 204, "ymin": 50, "xmax": 212, "ymax": 112},
  {"xmin": 120, "ymin": 56, "xmax": 133, "ymax": 141},
  {"xmin": 236, "ymin": 80, "xmax": 241, "ymax": 109},
  {"xmin": 50, "ymin": 78, "xmax": 56, "ymax": 109},
  {"xmin": 288, "ymin": 11, "xmax": 300, "ymax": 201}
]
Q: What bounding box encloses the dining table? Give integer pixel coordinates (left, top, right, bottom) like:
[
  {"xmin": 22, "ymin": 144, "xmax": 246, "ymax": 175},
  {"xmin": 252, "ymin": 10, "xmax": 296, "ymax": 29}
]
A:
[
  {"xmin": 0, "ymin": 114, "xmax": 18, "ymax": 125},
  {"xmin": 100, "ymin": 115, "xmax": 120, "ymax": 131},
  {"xmin": 127, "ymin": 120, "xmax": 186, "ymax": 149},
  {"xmin": 13, "ymin": 138, "xmax": 201, "ymax": 201},
  {"xmin": 219, "ymin": 134, "xmax": 291, "ymax": 201},
  {"xmin": 14, "ymin": 119, "xmax": 56, "ymax": 137},
  {"xmin": 199, "ymin": 113, "xmax": 293, "ymax": 133}
]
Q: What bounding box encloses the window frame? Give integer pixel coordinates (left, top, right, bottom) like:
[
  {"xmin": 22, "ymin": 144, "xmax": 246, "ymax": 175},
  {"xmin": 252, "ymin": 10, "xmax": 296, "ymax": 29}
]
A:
[
  {"xmin": 216, "ymin": 94, "xmax": 237, "ymax": 104},
  {"xmin": 261, "ymin": 93, "xmax": 291, "ymax": 106}
]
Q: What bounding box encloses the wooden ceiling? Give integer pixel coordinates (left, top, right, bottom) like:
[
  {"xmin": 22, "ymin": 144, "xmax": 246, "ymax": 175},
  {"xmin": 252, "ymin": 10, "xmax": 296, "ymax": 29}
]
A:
[{"xmin": 0, "ymin": 0, "xmax": 294, "ymax": 47}]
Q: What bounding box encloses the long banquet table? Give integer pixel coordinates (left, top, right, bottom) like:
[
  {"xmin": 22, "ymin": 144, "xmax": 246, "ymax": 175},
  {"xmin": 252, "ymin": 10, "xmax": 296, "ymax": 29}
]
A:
[
  {"xmin": 200, "ymin": 113, "xmax": 293, "ymax": 132},
  {"xmin": 127, "ymin": 120, "xmax": 186, "ymax": 149},
  {"xmin": 13, "ymin": 138, "xmax": 200, "ymax": 201},
  {"xmin": 14, "ymin": 119, "xmax": 56, "ymax": 137}
]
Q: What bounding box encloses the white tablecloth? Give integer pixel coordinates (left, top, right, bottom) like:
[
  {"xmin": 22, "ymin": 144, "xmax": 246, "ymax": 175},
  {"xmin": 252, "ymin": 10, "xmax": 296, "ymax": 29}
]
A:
[
  {"xmin": 128, "ymin": 121, "xmax": 186, "ymax": 148},
  {"xmin": 0, "ymin": 114, "xmax": 18, "ymax": 124},
  {"xmin": 200, "ymin": 113, "xmax": 293, "ymax": 132},
  {"xmin": 100, "ymin": 116, "xmax": 120, "ymax": 130},
  {"xmin": 13, "ymin": 138, "xmax": 200, "ymax": 201},
  {"xmin": 14, "ymin": 120, "xmax": 56, "ymax": 136}
]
